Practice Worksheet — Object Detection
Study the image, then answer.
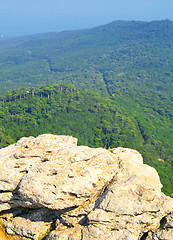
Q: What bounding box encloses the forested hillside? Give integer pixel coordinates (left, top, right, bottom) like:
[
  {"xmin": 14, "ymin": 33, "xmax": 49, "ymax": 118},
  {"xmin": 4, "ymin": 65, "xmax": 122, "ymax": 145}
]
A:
[
  {"xmin": 0, "ymin": 84, "xmax": 172, "ymax": 195},
  {"xmin": 0, "ymin": 20, "xmax": 172, "ymax": 194},
  {"xmin": 0, "ymin": 85, "xmax": 143, "ymax": 148},
  {"xmin": 0, "ymin": 20, "xmax": 173, "ymax": 95}
]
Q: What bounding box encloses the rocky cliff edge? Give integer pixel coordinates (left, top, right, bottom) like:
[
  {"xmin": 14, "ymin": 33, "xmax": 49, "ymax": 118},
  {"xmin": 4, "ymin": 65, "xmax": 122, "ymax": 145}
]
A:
[{"xmin": 0, "ymin": 134, "xmax": 173, "ymax": 240}]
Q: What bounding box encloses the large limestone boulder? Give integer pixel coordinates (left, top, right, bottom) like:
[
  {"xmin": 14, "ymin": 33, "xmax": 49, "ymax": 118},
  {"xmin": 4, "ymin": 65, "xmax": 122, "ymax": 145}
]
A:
[{"xmin": 0, "ymin": 134, "xmax": 172, "ymax": 240}]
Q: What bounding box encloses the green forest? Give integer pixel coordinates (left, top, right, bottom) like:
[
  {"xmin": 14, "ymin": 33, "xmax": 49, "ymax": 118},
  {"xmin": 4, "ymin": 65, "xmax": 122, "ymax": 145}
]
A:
[
  {"xmin": 0, "ymin": 20, "xmax": 172, "ymax": 195},
  {"xmin": 0, "ymin": 84, "xmax": 172, "ymax": 195}
]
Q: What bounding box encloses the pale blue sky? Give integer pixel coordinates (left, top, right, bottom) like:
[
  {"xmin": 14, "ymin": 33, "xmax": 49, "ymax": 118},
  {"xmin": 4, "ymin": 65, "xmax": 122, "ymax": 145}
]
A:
[{"xmin": 1, "ymin": 0, "xmax": 173, "ymax": 36}]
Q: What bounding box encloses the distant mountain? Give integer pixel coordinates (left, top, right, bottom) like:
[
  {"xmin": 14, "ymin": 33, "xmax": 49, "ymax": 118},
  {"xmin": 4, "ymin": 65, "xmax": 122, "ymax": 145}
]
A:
[
  {"xmin": 0, "ymin": 20, "xmax": 172, "ymax": 94},
  {"xmin": 0, "ymin": 20, "xmax": 172, "ymax": 194}
]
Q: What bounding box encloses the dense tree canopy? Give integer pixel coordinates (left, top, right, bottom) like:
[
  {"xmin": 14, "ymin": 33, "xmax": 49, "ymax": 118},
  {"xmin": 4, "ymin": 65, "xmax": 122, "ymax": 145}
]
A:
[{"xmin": 0, "ymin": 84, "xmax": 172, "ymax": 195}]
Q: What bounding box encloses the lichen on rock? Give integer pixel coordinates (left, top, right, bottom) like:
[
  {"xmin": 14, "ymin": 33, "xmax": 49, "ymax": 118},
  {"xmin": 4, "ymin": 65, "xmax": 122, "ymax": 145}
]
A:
[{"xmin": 0, "ymin": 134, "xmax": 172, "ymax": 239}]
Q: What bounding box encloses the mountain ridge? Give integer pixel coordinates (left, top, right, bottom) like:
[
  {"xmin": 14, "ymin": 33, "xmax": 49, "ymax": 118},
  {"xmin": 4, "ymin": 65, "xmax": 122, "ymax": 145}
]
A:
[{"xmin": 0, "ymin": 20, "xmax": 172, "ymax": 95}]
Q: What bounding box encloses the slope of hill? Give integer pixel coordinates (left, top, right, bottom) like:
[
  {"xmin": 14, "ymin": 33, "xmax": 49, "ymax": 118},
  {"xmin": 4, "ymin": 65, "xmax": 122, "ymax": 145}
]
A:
[
  {"xmin": 0, "ymin": 85, "xmax": 143, "ymax": 150},
  {"xmin": 0, "ymin": 20, "xmax": 172, "ymax": 194},
  {"xmin": 0, "ymin": 20, "xmax": 173, "ymax": 95},
  {"xmin": 0, "ymin": 84, "xmax": 172, "ymax": 195}
]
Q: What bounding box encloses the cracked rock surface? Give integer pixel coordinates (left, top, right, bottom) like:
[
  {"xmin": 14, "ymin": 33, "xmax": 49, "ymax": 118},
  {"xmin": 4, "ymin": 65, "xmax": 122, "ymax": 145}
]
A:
[{"xmin": 0, "ymin": 134, "xmax": 173, "ymax": 239}]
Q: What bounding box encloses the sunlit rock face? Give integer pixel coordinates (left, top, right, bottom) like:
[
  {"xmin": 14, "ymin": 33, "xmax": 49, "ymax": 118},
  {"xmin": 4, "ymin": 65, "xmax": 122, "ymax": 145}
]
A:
[{"xmin": 0, "ymin": 134, "xmax": 173, "ymax": 240}]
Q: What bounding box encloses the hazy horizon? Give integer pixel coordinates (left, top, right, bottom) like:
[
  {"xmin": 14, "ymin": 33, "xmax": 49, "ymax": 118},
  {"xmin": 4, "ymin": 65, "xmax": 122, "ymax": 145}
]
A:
[{"xmin": 1, "ymin": 0, "xmax": 173, "ymax": 37}]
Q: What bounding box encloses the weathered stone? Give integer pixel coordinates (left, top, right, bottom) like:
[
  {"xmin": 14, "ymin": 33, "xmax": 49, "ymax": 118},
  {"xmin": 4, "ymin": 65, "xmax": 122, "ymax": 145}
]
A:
[
  {"xmin": 1, "ymin": 208, "xmax": 59, "ymax": 240},
  {"xmin": 0, "ymin": 134, "xmax": 172, "ymax": 240},
  {"xmin": 45, "ymin": 226, "xmax": 83, "ymax": 240},
  {"xmin": 17, "ymin": 145, "xmax": 119, "ymax": 210}
]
